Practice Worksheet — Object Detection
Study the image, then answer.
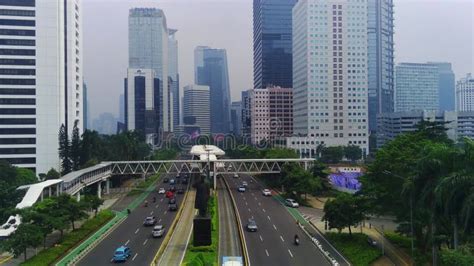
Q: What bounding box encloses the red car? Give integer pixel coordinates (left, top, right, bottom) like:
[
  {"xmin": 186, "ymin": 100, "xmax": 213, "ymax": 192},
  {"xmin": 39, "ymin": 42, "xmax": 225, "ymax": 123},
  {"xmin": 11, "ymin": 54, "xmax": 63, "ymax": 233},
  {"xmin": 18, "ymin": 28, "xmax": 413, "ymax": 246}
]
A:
[{"xmin": 165, "ymin": 191, "xmax": 174, "ymax": 199}]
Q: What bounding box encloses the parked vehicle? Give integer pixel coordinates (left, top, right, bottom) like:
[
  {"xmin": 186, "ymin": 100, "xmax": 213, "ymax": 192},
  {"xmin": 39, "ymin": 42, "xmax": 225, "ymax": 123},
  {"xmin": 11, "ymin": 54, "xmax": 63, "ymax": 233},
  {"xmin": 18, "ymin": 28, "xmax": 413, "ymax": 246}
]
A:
[
  {"xmin": 152, "ymin": 225, "xmax": 165, "ymax": 238},
  {"xmin": 285, "ymin": 198, "xmax": 299, "ymax": 208},
  {"xmin": 112, "ymin": 246, "xmax": 131, "ymax": 262}
]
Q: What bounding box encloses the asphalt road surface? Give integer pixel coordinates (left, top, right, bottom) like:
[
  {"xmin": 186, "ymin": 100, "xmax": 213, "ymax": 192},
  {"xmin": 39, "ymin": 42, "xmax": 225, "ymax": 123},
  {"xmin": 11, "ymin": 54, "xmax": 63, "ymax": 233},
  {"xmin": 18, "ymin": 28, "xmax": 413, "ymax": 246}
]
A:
[
  {"xmin": 225, "ymin": 174, "xmax": 331, "ymax": 266},
  {"xmin": 78, "ymin": 173, "xmax": 186, "ymax": 266}
]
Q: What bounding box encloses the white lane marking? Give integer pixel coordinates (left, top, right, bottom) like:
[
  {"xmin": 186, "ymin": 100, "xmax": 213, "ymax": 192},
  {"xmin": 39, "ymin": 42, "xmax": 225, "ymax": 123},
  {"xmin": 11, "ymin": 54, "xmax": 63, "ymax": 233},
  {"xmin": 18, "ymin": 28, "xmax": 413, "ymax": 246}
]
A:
[
  {"xmin": 243, "ymin": 197, "xmax": 246, "ymax": 200},
  {"xmin": 267, "ymin": 215, "xmax": 271, "ymax": 220},
  {"xmin": 164, "ymin": 211, "xmax": 168, "ymax": 215},
  {"xmin": 135, "ymin": 228, "xmax": 139, "ymax": 234},
  {"xmin": 132, "ymin": 253, "xmax": 138, "ymax": 261},
  {"xmin": 158, "ymin": 218, "xmax": 162, "ymax": 223},
  {"xmin": 245, "ymin": 202, "xmax": 248, "ymax": 206},
  {"xmin": 265, "ymin": 249, "xmax": 269, "ymax": 257},
  {"xmin": 251, "ymin": 193, "xmax": 254, "ymax": 196},
  {"xmin": 273, "ymin": 224, "xmax": 277, "ymax": 230},
  {"xmin": 254, "ymin": 197, "xmax": 257, "ymax": 201},
  {"xmin": 143, "ymin": 239, "xmax": 148, "ymax": 245},
  {"xmin": 259, "ymin": 235, "xmax": 263, "ymax": 242},
  {"xmin": 150, "ymin": 211, "xmax": 154, "ymax": 215},
  {"xmin": 155, "ymin": 205, "xmax": 159, "ymax": 209},
  {"xmin": 262, "ymin": 208, "xmax": 266, "ymax": 213},
  {"xmin": 248, "ymin": 208, "xmax": 251, "ymax": 212},
  {"xmin": 280, "ymin": 235, "xmax": 285, "ymax": 242},
  {"xmin": 288, "ymin": 249, "xmax": 294, "ymax": 258},
  {"xmin": 125, "ymin": 239, "xmax": 130, "ymax": 246},
  {"xmin": 258, "ymin": 202, "xmax": 261, "ymax": 206}
]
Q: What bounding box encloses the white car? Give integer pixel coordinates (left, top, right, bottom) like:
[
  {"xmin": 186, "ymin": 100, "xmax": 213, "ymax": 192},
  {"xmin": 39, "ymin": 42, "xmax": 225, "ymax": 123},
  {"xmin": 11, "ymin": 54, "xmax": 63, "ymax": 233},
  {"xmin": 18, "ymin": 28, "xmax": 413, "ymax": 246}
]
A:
[
  {"xmin": 233, "ymin": 173, "xmax": 239, "ymax": 178},
  {"xmin": 158, "ymin": 188, "xmax": 166, "ymax": 194},
  {"xmin": 285, "ymin": 198, "xmax": 299, "ymax": 208},
  {"xmin": 262, "ymin": 189, "xmax": 271, "ymax": 196},
  {"xmin": 152, "ymin": 225, "xmax": 165, "ymax": 238},
  {"xmin": 238, "ymin": 186, "xmax": 246, "ymax": 192},
  {"xmin": 242, "ymin": 181, "xmax": 248, "ymax": 187}
]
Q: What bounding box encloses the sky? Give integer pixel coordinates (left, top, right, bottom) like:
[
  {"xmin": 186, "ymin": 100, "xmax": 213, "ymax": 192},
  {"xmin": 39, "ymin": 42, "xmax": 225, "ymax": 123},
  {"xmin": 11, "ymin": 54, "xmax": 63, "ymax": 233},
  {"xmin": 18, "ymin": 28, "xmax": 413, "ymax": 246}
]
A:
[{"xmin": 83, "ymin": 0, "xmax": 474, "ymax": 121}]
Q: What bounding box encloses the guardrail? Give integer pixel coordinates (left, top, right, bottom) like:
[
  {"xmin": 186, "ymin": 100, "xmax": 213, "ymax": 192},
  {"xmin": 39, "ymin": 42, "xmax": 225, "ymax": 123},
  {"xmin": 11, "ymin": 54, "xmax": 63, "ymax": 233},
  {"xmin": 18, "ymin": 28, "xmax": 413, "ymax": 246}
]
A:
[
  {"xmin": 222, "ymin": 176, "xmax": 250, "ymax": 266},
  {"xmin": 150, "ymin": 181, "xmax": 191, "ymax": 266}
]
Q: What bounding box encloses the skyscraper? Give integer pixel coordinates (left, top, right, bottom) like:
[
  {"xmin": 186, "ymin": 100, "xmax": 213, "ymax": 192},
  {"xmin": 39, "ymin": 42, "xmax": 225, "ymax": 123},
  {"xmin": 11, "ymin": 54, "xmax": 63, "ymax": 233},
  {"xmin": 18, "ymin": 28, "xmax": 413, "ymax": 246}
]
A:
[
  {"xmin": 182, "ymin": 85, "xmax": 210, "ymax": 135},
  {"xmin": 241, "ymin": 90, "xmax": 252, "ymax": 138},
  {"xmin": 230, "ymin": 101, "xmax": 242, "ymax": 136},
  {"xmin": 395, "ymin": 63, "xmax": 439, "ymax": 112},
  {"xmin": 456, "ymin": 73, "xmax": 474, "ymax": 112},
  {"xmin": 0, "ymin": 0, "xmax": 83, "ymax": 174},
  {"xmin": 129, "ymin": 8, "xmax": 172, "ymax": 132},
  {"xmin": 291, "ymin": 0, "xmax": 369, "ymax": 154},
  {"xmin": 253, "ymin": 0, "xmax": 297, "ymax": 89},
  {"xmin": 83, "ymin": 82, "xmax": 88, "ymax": 130},
  {"xmin": 428, "ymin": 62, "xmax": 455, "ymax": 111},
  {"xmin": 367, "ymin": 0, "xmax": 394, "ymax": 133},
  {"xmin": 168, "ymin": 29, "xmax": 179, "ymax": 129},
  {"xmin": 195, "ymin": 47, "xmax": 231, "ymax": 134}
]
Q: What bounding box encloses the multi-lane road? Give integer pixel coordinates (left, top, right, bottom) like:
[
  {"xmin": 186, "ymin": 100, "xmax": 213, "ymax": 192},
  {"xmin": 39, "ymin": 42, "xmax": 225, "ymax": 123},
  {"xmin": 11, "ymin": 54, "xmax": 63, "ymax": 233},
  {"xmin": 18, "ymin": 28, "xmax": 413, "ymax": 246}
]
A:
[
  {"xmin": 225, "ymin": 174, "xmax": 331, "ymax": 266},
  {"xmin": 78, "ymin": 173, "xmax": 186, "ymax": 265}
]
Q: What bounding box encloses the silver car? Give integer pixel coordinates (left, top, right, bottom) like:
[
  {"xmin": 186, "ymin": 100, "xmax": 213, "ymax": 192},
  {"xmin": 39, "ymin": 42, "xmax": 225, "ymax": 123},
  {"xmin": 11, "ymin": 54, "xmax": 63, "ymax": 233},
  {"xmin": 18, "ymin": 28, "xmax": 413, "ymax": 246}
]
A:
[
  {"xmin": 246, "ymin": 219, "xmax": 258, "ymax": 232},
  {"xmin": 152, "ymin": 225, "xmax": 165, "ymax": 238}
]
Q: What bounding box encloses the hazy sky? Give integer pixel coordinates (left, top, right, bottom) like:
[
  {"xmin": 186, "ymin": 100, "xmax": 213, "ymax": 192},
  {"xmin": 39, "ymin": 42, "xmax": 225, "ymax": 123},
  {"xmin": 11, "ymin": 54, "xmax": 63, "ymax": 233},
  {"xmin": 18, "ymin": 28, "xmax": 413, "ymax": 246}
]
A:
[{"xmin": 83, "ymin": 0, "xmax": 474, "ymax": 121}]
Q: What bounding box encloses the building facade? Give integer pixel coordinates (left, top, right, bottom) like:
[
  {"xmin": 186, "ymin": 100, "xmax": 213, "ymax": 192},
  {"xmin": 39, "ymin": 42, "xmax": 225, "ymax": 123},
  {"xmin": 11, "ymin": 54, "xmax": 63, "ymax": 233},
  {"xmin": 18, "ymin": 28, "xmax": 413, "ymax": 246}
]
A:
[
  {"xmin": 241, "ymin": 89, "xmax": 252, "ymax": 138},
  {"xmin": 0, "ymin": 0, "xmax": 83, "ymax": 174},
  {"xmin": 168, "ymin": 29, "xmax": 179, "ymax": 129},
  {"xmin": 377, "ymin": 110, "xmax": 474, "ymax": 147},
  {"xmin": 428, "ymin": 62, "xmax": 455, "ymax": 111},
  {"xmin": 292, "ymin": 0, "xmax": 369, "ymax": 154},
  {"xmin": 395, "ymin": 63, "xmax": 439, "ymax": 112},
  {"xmin": 253, "ymin": 0, "xmax": 297, "ymax": 89},
  {"xmin": 129, "ymin": 8, "xmax": 172, "ymax": 132},
  {"xmin": 124, "ymin": 68, "xmax": 160, "ymax": 143},
  {"xmin": 250, "ymin": 87, "xmax": 293, "ymax": 144},
  {"xmin": 367, "ymin": 0, "xmax": 394, "ymax": 133},
  {"xmin": 456, "ymin": 73, "xmax": 474, "ymax": 112},
  {"xmin": 230, "ymin": 101, "xmax": 242, "ymax": 136},
  {"xmin": 182, "ymin": 85, "xmax": 210, "ymax": 135},
  {"xmin": 195, "ymin": 47, "xmax": 231, "ymax": 134}
]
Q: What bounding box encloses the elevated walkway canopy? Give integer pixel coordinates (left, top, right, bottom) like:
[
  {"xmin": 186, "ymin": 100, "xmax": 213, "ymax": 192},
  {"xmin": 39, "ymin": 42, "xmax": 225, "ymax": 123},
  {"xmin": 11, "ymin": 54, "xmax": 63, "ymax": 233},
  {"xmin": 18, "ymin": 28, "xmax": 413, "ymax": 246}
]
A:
[{"xmin": 189, "ymin": 145, "xmax": 225, "ymax": 161}]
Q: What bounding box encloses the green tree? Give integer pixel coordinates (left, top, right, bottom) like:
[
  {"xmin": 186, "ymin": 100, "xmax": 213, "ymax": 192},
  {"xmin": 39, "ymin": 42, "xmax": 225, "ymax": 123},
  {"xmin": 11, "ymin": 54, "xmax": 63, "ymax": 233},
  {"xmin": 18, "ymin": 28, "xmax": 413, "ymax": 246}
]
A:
[
  {"xmin": 311, "ymin": 161, "xmax": 331, "ymax": 191},
  {"xmin": 83, "ymin": 195, "xmax": 104, "ymax": 216},
  {"xmin": 56, "ymin": 195, "xmax": 87, "ymax": 230},
  {"xmin": 322, "ymin": 193, "xmax": 366, "ymax": 235},
  {"xmin": 320, "ymin": 146, "xmax": 344, "ymax": 164},
  {"xmin": 1, "ymin": 223, "xmax": 42, "ymax": 261},
  {"xmin": 58, "ymin": 124, "xmax": 72, "ymax": 175},
  {"xmin": 71, "ymin": 120, "xmax": 81, "ymax": 171},
  {"xmin": 44, "ymin": 168, "xmax": 60, "ymax": 180},
  {"xmin": 344, "ymin": 145, "xmax": 362, "ymax": 162},
  {"xmin": 281, "ymin": 163, "xmax": 322, "ymax": 199},
  {"xmin": 264, "ymin": 148, "xmax": 299, "ymax": 159}
]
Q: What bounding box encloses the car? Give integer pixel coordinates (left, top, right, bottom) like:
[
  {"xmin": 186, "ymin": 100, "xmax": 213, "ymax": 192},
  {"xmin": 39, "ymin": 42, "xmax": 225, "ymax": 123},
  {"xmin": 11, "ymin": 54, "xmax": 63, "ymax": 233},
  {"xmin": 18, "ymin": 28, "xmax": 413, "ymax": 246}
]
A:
[
  {"xmin": 242, "ymin": 181, "xmax": 248, "ymax": 187},
  {"xmin": 246, "ymin": 219, "xmax": 258, "ymax": 232},
  {"xmin": 285, "ymin": 198, "xmax": 299, "ymax": 208},
  {"xmin": 166, "ymin": 191, "xmax": 174, "ymax": 199},
  {"xmin": 169, "ymin": 186, "xmax": 176, "ymax": 192},
  {"xmin": 367, "ymin": 237, "xmax": 377, "ymax": 247},
  {"xmin": 182, "ymin": 178, "xmax": 188, "ymax": 185},
  {"xmin": 112, "ymin": 246, "xmax": 131, "ymax": 262},
  {"xmin": 177, "ymin": 187, "xmax": 184, "ymax": 194},
  {"xmin": 163, "ymin": 177, "xmax": 169, "ymax": 183},
  {"xmin": 168, "ymin": 197, "xmax": 176, "ymax": 204},
  {"xmin": 169, "ymin": 202, "xmax": 178, "ymax": 211},
  {"xmin": 170, "ymin": 179, "xmax": 176, "ymax": 185},
  {"xmin": 143, "ymin": 216, "xmax": 156, "ymax": 226},
  {"xmin": 233, "ymin": 173, "xmax": 239, "ymax": 178},
  {"xmin": 152, "ymin": 225, "xmax": 165, "ymax": 238},
  {"xmin": 262, "ymin": 189, "xmax": 271, "ymax": 196},
  {"xmin": 238, "ymin": 186, "xmax": 246, "ymax": 192},
  {"xmin": 158, "ymin": 187, "xmax": 166, "ymax": 194},
  {"xmin": 175, "ymin": 175, "xmax": 180, "ymax": 179}
]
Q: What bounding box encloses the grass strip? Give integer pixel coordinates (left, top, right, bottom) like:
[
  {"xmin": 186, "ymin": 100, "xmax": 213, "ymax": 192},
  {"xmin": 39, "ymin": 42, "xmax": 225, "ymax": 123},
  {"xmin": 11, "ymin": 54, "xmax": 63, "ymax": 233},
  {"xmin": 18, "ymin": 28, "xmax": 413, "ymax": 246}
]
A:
[{"xmin": 325, "ymin": 232, "xmax": 381, "ymax": 266}]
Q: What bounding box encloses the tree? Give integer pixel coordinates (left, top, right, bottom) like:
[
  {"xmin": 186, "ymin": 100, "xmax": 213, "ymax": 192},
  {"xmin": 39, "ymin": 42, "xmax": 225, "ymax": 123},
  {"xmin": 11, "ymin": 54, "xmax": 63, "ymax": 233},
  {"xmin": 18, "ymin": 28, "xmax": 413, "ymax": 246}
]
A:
[
  {"xmin": 344, "ymin": 145, "xmax": 362, "ymax": 162},
  {"xmin": 311, "ymin": 162, "xmax": 331, "ymax": 191},
  {"xmin": 56, "ymin": 195, "xmax": 87, "ymax": 230},
  {"xmin": 44, "ymin": 168, "xmax": 60, "ymax": 180},
  {"xmin": 281, "ymin": 163, "xmax": 322, "ymax": 199},
  {"xmin": 264, "ymin": 148, "xmax": 299, "ymax": 159},
  {"xmin": 1, "ymin": 223, "xmax": 42, "ymax": 261},
  {"xmin": 70, "ymin": 120, "xmax": 81, "ymax": 171},
  {"xmin": 322, "ymin": 193, "xmax": 365, "ymax": 235},
  {"xmin": 59, "ymin": 124, "xmax": 72, "ymax": 175},
  {"xmin": 83, "ymin": 195, "xmax": 104, "ymax": 216},
  {"xmin": 320, "ymin": 146, "xmax": 344, "ymax": 164}
]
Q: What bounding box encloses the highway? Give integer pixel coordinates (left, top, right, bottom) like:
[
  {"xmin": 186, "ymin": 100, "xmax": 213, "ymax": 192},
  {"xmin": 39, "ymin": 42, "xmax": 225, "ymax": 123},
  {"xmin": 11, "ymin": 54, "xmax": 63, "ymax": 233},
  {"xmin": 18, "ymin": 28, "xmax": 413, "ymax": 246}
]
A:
[
  {"xmin": 78, "ymin": 173, "xmax": 186, "ymax": 266},
  {"xmin": 217, "ymin": 178, "xmax": 242, "ymax": 264},
  {"xmin": 224, "ymin": 174, "xmax": 331, "ymax": 266}
]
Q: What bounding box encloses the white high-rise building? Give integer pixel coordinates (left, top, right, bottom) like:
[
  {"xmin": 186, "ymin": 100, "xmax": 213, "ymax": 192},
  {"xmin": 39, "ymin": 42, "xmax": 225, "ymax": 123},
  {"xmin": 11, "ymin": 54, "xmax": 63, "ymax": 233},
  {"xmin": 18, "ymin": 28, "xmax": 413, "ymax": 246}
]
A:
[
  {"xmin": 291, "ymin": 0, "xmax": 369, "ymax": 155},
  {"xmin": 129, "ymin": 8, "xmax": 171, "ymax": 132},
  {"xmin": 0, "ymin": 0, "xmax": 83, "ymax": 174},
  {"xmin": 182, "ymin": 85, "xmax": 210, "ymax": 135},
  {"xmin": 168, "ymin": 29, "xmax": 179, "ymax": 128},
  {"xmin": 456, "ymin": 73, "xmax": 474, "ymax": 112}
]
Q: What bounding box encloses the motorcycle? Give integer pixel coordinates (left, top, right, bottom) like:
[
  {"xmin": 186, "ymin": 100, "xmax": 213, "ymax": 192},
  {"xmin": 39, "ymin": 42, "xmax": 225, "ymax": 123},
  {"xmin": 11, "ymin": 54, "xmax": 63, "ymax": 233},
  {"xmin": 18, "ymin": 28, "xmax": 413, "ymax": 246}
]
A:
[
  {"xmin": 144, "ymin": 201, "xmax": 149, "ymax": 207},
  {"xmin": 294, "ymin": 235, "xmax": 300, "ymax": 246}
]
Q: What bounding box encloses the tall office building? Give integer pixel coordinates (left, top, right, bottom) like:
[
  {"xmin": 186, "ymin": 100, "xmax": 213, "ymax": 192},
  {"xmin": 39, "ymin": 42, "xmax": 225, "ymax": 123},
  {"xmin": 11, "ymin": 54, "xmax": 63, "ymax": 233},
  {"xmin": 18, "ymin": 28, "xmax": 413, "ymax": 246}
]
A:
[
  {"xmin": 230, "ymin": 101, "xmax": 242, "ymax": 136},
  {"xmin": 129, "ymin": 8, "xmax": 172, "ymax": 133},
  {"xmin": 428, "ymin": 62, "xmax": 455, "ymax": 111},
  {"xmin": 241, "ymin": 90, "xmax": 252, "ymax": 138},
  {"xmin": 253, "ymin": 0, "xmax": 297, "ymax": 89},
  {"xmin": 456, "ymin": 73, "xmax": 474, "ymax": 112},
  {"xmin": 124, "ymin": 68, "xmax": 160, "ymax": 144},
  {"xmin": 291, "ymin": 0, "xmax": 369, "ymax": 154},
  {"xmin": 168, "ymin": 29, "xmax": 179, "ymax": 129},
  {"xmin": 83, "ymin": 82, "xmax": 88, "ymax": 130},
  {"xmin": 395, "ymin": 63, "xmax": 439, "ymax": 112},
  {"xmin": 195, "ymin": 47, "xmax": 231, "ymax": 134},
  {"xmin": 119, "ymin": 93, "xmax": 125, "ymax": 123},
  {"xmin": 194, "ymin": 46, "xmax": 209, "ymax": 84},
  {"xmin": 367, "ymin": 0, "xmax": 394, "ymax": 133},
  {"xmin": 182, "ymin": 85, "xmax": 210, "ymax": 135},
  {"xmin": 0, "ymin": 0, "xmax": 83, "ymax": 174},
  {"xmin": 250, "ymin": 87, "xmax": 293, "ymax": 144}
]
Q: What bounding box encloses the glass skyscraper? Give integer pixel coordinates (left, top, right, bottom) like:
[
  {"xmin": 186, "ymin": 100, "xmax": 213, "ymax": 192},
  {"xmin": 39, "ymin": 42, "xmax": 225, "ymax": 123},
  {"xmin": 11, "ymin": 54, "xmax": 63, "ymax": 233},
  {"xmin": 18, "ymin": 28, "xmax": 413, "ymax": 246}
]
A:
[
  {"xmin": 428, "ymin": 62, "xmax": 455, "ymax": 111},
  {"xmin": 367, "ymin": 0, "xmax": 394, "ymax": 133},
  {"xmin": 253, "ymin": 0, "xmax": 297, "ymax": 89},
  {"xmin": 195, "ymin": 47, "xmax": 231, "ymax": 134}
]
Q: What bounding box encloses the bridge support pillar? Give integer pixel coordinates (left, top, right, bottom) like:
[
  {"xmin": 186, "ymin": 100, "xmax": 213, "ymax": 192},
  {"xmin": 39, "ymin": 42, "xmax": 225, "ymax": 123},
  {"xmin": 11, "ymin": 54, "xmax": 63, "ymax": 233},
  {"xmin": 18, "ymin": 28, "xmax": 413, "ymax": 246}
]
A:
[
  {"xmin": 40, "ymin": 190, "xmax": 44, "ymax": 201},
  {"xmin": 97, "ymin": 182, "xmax": 102, "ymax": 199},
  {"xmin": 76, "ymin": 192, "xmax": 81, "ymax": 202},
  {"xmin": 105, "ymin": 179, "xmax": 110, "ymax": 194},
  {"xmin": 48, "ymin": 187, "xmax": 52, "ymax": 197}
]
